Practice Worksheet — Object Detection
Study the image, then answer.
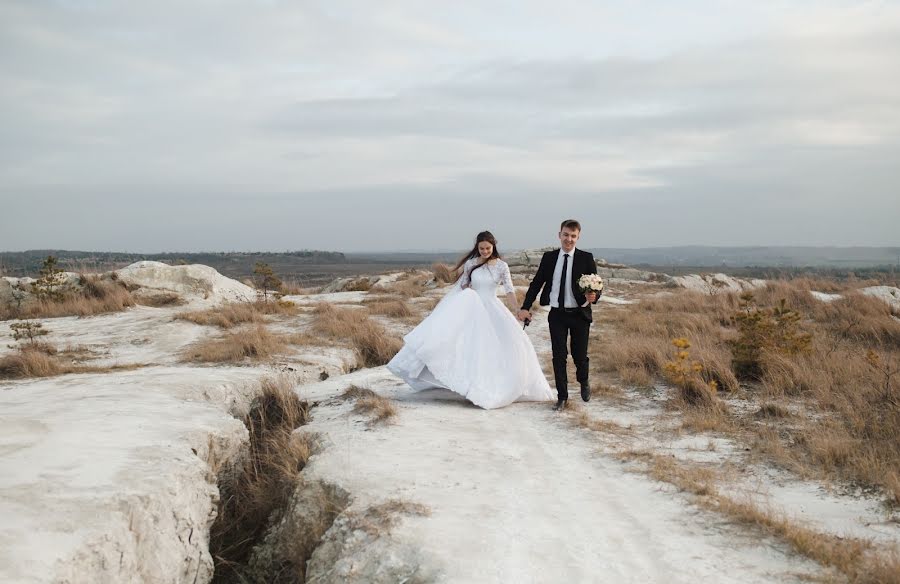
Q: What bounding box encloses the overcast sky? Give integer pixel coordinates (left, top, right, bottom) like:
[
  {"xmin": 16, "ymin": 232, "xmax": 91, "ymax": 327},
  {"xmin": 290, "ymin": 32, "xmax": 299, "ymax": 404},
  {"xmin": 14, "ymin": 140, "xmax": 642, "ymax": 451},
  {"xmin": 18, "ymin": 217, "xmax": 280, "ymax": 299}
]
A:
[{"xmin": 1, "ymin": 0, "xmax": 899, "ymax": 252}]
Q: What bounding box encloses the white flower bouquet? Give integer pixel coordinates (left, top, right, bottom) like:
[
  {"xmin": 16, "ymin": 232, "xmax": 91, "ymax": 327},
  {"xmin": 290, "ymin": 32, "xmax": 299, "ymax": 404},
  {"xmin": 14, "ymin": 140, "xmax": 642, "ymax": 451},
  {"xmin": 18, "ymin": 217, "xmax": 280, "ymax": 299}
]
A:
[{"xmin": 577, "ymin": 274, "xmax": 604, "ymax": 294}]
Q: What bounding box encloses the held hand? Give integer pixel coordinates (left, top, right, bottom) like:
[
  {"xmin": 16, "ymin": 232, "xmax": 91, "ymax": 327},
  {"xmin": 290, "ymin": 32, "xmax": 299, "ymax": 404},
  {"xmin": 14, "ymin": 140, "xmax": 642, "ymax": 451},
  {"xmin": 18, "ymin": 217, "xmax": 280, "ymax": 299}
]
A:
[
  {"xmin": 585, "ymin": 291, "xmax": 598, "ymax": 303},
  {"xmin": 517, "ymin": 309, "xmax": 531, "ymax": 322}
]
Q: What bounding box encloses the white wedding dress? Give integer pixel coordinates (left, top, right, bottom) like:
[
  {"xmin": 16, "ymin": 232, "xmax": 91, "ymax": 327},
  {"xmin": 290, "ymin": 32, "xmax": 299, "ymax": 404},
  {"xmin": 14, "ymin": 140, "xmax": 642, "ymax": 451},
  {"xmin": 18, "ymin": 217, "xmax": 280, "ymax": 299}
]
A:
[{"xmin": 387, "ymin": 258, "xmax": 554, "ymax": 409}]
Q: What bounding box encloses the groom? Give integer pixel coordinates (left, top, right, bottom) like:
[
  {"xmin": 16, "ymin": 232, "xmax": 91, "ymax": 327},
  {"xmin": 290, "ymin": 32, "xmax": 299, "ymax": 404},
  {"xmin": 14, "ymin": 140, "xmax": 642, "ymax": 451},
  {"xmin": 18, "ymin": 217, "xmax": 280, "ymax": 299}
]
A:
[{"xmin": 518, "ymin": 219, "xmax": 601, "ymax": 411}]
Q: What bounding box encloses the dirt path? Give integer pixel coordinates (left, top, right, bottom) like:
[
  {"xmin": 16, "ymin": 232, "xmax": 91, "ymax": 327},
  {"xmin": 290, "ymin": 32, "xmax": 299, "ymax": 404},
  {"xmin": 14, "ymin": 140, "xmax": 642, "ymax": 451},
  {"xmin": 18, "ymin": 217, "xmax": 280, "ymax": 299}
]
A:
[{"xmin": 300, "ymin": 365, "xmax": 818, "ymax": 583}]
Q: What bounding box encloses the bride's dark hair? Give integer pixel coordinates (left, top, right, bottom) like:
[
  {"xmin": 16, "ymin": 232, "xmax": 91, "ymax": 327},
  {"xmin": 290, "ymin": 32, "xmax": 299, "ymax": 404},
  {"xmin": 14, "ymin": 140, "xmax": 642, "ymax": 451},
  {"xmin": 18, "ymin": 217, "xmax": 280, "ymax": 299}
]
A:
[{"xmin": 452, "ymin": 231, "xmax": 501, "ymax": 281}]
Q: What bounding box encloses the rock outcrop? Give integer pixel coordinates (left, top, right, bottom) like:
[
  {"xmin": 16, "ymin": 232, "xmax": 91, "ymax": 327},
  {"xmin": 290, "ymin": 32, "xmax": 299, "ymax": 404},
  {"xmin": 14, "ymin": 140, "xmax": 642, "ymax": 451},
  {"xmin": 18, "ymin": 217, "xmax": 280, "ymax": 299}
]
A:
[
  {"xmin": 673, "ymin": 273, "xmax": 767, "ymax": 293},
  {"xmin": 116, "ymin": 261, "xmax": 255, "ymax": 303},
  {"xmin": 861, "ymin": 286, "xmax": 900, "ymax": 313}
]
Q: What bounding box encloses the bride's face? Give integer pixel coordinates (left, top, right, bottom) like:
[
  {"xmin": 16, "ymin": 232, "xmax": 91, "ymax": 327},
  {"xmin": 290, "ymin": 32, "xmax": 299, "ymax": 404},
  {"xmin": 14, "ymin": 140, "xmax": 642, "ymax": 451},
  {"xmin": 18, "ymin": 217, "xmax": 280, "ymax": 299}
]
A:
[{"xmin": 478, "ymin": 241, "xmax": 494, "ymax": 259}]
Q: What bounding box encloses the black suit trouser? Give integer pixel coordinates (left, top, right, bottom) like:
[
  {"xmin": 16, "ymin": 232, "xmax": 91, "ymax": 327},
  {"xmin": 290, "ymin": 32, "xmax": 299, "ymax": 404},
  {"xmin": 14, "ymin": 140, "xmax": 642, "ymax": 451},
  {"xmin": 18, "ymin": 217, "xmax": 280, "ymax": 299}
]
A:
[{"xmin": 548, "ymin": 308, "xmax": 590, "ymax": 401}]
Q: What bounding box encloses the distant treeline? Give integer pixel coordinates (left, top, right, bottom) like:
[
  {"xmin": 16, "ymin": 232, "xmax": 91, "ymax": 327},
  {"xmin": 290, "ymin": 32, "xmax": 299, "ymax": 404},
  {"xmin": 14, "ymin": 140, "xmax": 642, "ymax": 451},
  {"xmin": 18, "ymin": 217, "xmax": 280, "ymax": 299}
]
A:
[
  {"xmin": 0, "ymin": 250, "xmax": 347, "ymax": 279},
  {"xmin": 636, "ymin": 264, "xmax": 899, "ymax": 285},
  {"xmin": 593, "ymin": 246, "xmax": 900, "ymax": 269}
]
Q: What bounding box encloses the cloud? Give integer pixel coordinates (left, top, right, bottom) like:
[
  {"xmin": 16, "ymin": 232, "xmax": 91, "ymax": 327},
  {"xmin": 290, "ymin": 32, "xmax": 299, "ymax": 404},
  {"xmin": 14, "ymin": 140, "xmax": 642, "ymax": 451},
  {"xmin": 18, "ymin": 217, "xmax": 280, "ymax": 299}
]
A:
[{"xmin": 1, "ymin": 0, "xmax": 899, "ymax": 249}]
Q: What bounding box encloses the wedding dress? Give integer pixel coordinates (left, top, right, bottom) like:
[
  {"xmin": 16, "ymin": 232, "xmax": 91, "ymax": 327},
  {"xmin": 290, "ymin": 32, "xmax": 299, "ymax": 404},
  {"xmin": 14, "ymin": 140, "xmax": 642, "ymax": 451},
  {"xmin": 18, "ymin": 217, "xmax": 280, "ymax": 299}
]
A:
[{"xmin": 387, "ymin": 258, "xmax": 555, "ymax": 409}]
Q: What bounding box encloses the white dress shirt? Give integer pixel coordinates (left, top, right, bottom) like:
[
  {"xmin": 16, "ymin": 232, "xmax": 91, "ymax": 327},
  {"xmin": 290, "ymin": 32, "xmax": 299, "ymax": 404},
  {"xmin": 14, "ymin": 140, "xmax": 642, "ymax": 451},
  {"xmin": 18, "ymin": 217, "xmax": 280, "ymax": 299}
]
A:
[{"xmin": 549, "ymin": 249, "xmax": 578, "ymax": 308}]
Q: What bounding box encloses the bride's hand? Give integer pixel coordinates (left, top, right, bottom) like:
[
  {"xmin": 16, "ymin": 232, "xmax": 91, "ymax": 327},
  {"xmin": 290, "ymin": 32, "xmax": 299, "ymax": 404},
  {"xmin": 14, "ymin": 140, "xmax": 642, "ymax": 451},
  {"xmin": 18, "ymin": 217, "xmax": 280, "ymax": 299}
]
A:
[{"xmin": 585, "ymin": 291, "xmax": 598, "ymax": 303}]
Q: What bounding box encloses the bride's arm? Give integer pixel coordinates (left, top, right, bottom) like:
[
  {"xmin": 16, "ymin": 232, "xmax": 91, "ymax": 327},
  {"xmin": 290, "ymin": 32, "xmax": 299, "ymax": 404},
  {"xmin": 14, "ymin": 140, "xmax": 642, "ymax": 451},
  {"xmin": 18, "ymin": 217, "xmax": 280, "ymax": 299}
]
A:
[
  {"xmin": 504, "ymin": 291, "xmax": 519, "ymax": 313},
  {"xmin": 499, "ymin": 261, "xmax": 518, "ymax": 313}
]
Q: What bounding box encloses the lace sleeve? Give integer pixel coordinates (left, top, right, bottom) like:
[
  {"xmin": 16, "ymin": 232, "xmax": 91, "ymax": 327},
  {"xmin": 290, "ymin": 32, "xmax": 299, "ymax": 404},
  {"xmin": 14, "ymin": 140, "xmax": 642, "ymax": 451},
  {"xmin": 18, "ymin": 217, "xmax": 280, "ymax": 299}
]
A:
[
  {"xmin": 499, "ymin": 261, "xmax": 515, "ymax": 295},
  {"xmin": 459, "ymin": 258, "xmax": 475, "ymax": 289}
]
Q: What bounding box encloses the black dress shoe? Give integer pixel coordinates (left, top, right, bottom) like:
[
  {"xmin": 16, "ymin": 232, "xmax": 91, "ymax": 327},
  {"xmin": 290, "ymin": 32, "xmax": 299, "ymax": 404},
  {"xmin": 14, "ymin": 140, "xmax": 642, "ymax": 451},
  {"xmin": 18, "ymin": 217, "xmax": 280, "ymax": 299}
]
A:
[
  {"xmin": 580, "ymin": 383, "xmax": 591, "ymax": 402},
  {"xmin": 553, "ymin": 399, "xmax": 567, "ymax": 411}
]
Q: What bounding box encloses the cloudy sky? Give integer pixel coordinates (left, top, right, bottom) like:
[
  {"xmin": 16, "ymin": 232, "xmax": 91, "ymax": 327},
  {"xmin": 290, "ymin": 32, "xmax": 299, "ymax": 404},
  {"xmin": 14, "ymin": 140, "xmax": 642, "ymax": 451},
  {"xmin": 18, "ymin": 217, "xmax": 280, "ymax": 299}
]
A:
[{"xmin": 1, "ymin": 0, "xmax": 899, "ymax": 252}]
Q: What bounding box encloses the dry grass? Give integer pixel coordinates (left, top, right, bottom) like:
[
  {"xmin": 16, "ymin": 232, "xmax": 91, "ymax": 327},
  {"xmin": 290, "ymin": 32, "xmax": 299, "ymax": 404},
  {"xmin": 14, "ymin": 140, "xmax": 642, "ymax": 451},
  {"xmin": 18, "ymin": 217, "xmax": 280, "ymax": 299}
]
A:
[
  {"xmin": 431, "ymin": 262, "xmax": 455, "ymax": 285},
  {"xmin": 633, "ymin": 452, "xmax": 900, "ymax": 583},
  {"xmin": 567, "ymin": 406, "xmax": 631, "ymax": 435},
  {"xmin": 312, "ymin": 303, "xmax": 402, "ymax": 368},
  {"xmin": 0, "ymin": 345, "xmax": 67, "ymax": 379},
  {"xmin": 364, "ymin": 298, "xmax": 416, "ymax": 319},
  {"xmin": 134, "ymin": 291, "xmax": 184, "ymax": 307},
  {"xmin": 0, "ymin": 344, "xmax": 144, "ymax": 379},
  {"xmin": 209, "ymin": 376, "xmax": 312, "ymax": 581},
  {"xmin": 1, "ymin": 275, "xmax": 137, "ymax": 320},
  {"xmin": 340, "ymin": 385, "xmax": 398, "ymax": 425},
  {"xmin": 596, "ymin": 278, "xmax": 900, "ymax": 504},
  {"xmin": 355, "ymin": 499, "xmax": 431, "ymax": 535},
  {"xmin": 181, "ymin": 325, "xmax": 286, "ymax": 363},
  {"xmin": 176, "ymin": 300, "xmax": 299, "ymax": 328},
  {"xmin": 374, "ymin": 272, "xmax": 428, "ymax": 299}
]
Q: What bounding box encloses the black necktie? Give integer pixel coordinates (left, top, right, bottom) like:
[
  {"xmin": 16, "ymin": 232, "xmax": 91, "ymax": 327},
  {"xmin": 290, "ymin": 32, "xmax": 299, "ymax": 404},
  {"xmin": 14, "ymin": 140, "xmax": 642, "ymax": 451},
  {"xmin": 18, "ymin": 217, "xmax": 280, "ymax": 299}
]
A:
[{"xmin": 557, "ymin": 253, "xmax": 569, "ymax": 307}]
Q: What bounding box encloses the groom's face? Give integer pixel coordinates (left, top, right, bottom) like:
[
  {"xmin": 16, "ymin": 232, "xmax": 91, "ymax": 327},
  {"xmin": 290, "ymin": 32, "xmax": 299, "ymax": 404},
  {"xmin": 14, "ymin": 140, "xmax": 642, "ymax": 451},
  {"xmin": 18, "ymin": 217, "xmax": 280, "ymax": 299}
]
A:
[{"xmin": 558, "ymin": 227, "xmax": 579, "ymax": 252}]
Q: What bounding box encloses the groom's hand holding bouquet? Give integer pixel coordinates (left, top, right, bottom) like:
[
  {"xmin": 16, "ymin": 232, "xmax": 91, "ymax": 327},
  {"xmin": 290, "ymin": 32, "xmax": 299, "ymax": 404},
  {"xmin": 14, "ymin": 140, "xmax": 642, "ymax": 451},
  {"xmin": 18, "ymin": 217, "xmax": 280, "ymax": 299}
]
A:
[{"xmin": 578, "ymin": 274, "xmax": 604, "ymax": 304}]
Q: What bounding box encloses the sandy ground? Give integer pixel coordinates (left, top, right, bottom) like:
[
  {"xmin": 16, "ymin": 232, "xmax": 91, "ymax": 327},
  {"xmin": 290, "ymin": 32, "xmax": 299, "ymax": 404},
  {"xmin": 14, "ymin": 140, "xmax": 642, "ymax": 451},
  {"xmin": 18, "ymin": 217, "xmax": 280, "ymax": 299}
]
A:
[
  {"xmin": 1, "ymin": 278, "xmax": 898, "ymax": 583},
  {"xmin": 301, "ymin": 372, "xmax": 823, "ymax": 583}
]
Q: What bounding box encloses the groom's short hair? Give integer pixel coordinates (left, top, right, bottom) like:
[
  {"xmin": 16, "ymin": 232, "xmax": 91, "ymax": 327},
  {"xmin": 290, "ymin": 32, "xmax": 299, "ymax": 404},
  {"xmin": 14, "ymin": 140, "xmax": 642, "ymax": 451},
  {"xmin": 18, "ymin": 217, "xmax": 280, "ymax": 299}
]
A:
[{"xmin": 560, "ymin": 219, "xmax": 581, "ymax": 232}]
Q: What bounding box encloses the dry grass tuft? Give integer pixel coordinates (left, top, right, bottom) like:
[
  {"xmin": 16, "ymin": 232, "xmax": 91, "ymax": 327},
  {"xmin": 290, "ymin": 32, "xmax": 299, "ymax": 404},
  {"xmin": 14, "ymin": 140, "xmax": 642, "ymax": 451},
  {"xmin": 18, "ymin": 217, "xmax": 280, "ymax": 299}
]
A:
[
  {"xmin": 431, "ymin": 263, "xmax": 455, "ymax": 284},
  {"xmin": 356, "ymin": 499, "xmax": 431, "ymax": 535},
  {"xmin": 0, "ymin": 343, "xmax": 145, "ymax": 379},
  {"xmin": 638, "ymin": 452, "xmax": 900, "ymax": 582},
  {"xmin": 312, "ymin": 303, "xmax": 402, "ymax": 368},
  {"xmin": 364, "ymin": 298, "xmax": 415, "ymax": 319},
  {"xmin": 373, "ymin": 272, "xmax": 428, "ymax": 299},
  {"xmin": 340, "ymin": 385, "xmax": 398, "ymax": 425},
  {"xmin": 2, "ymin": 275, "xmax": 137, "ymax": 320},
  {"xmin": 0, "ymin": 345, "xmax": 66, "ymax": 378},
  {"xmin": 134, "ymin": 291, "xmax": 184, "ymax": 307},
  {"xmin": 345, "ymin": 278, "xmax": 374, "ymax": 292},
  {"xmin": 568, "ymin": 406, "xmax": 630, "ymax": 435},
  {"xmin": 754, "ymin": 403, "xmax": 794, "ymax": 419},
  {"xmin": 182, "ymin": 325, "xmax": 286, "ymax": 363},
  {"xmin": 176, "ymin": 300, "xmax": 298, "ymax": 328},
  {"xmin": 210, "ymin": 376, "xmax": 312, "ymax": 580}
]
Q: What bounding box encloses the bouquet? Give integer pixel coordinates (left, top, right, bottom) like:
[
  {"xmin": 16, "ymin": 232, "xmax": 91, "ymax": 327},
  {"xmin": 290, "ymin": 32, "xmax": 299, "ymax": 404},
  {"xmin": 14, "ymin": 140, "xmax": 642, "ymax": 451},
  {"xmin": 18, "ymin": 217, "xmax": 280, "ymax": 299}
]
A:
[{"xmin": 577, "ymin": 274, "xmax": 604, "ymax": 294}]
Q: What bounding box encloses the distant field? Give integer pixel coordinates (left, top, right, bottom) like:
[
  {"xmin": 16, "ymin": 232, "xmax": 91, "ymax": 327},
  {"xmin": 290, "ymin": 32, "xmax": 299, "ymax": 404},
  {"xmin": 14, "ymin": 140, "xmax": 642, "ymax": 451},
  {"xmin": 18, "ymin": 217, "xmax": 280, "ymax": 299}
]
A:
[{"xmin": 3, "ymin": 248, "xmax": 898, "ymax": 288}]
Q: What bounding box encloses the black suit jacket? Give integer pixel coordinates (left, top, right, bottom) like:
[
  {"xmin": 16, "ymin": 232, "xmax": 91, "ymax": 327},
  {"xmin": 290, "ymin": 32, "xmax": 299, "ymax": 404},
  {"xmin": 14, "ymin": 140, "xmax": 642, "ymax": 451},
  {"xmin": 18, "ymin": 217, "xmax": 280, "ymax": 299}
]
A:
[{"xmin": 521, "ymin": 248, "xmax": 600, "ymax": 322}]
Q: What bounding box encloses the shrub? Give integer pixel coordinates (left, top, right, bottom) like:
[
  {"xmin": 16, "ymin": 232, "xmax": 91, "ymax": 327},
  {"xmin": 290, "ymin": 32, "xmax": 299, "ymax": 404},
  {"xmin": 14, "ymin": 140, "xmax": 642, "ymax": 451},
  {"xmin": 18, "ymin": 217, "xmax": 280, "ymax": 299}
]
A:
[
  {"xmin": 30, "ymin": 255, "xmax": 68, "ymax": 301},
  {"xmin": 729, "ymin": 292, "xmax": 811, "ymax": 380},
  {"xmin": 663, "ymin": 338, "xmax": 724, "ymax": 410},
  {"xmin": 253, "ymin": 262, "xmax": 283, "ymax": 302},
  {"xmin": 9, "ymin": 320, "xmax": 48, "ymax": 345}
]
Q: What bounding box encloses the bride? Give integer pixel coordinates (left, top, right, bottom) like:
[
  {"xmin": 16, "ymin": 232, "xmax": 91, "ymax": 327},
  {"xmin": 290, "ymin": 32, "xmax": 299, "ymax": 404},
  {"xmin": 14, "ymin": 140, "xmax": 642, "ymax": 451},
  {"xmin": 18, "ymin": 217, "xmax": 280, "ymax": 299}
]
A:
[{"xmin": 387, "ymin": 231, "xmax": 555, "ymax": 409}]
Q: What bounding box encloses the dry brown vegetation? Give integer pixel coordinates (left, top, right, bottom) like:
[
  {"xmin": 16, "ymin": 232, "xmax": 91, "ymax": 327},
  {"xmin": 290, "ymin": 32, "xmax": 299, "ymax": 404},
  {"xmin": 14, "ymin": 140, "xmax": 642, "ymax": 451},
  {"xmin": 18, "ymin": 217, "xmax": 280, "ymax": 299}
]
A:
[
  {"xmin": 209, "ymin": 376, "xmax": 314, "ymax": 581},
  {"xmin": 431, "ymin": 262, "xmax": 455, "ymax": 284},
  {"xmin": 363, "ymin": 297, "xmax": 416, "ymax": 319},
  {"xmin": 133, "ymin": 291, "xmax": 184, "ymax": 307},
  {"xmin": 372, "ymin": 271, "xmax": 429, "ymax": 299},
  {"xmin": 345, "ymin": 277, "xmax": 374, "ymax": 292},
  {"xmin": 567, "ymin": 404, "xmax": 631, "ymax": 435},
  {"xmin": 1, "ymin": 275, "xmax": 138, "ymax": 320},
  {"xmin": 0, "ymin": 343, "xmax": 144, "ymax": 379},
  {"xmin": 355, "ymin": 499, "xmax": 431, "ymax": 535},
  {"xmin": 312, "ymin": 303, "xmax": 401, "ymax": 368},
  {"xmin": 279, "ymin": 279, "xmax": 318, "ymax": 295},
  {"xmin": 340, "ymin": 385, "xmax": 398, "ymax": 425},
  {"xmin": 176, "ymin": 299, "xmax": 299, "ymax": 328},
  {"xmin": 182, "ymin": 325, "xmax": 287, "ymax": 363},
  {"xmin": 593, "ymin": 280, "xmax": 900, "ymax": 504},
  {"xmin": 632, "ymin": 452, "xmax": 900, "ymax": 583}
]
